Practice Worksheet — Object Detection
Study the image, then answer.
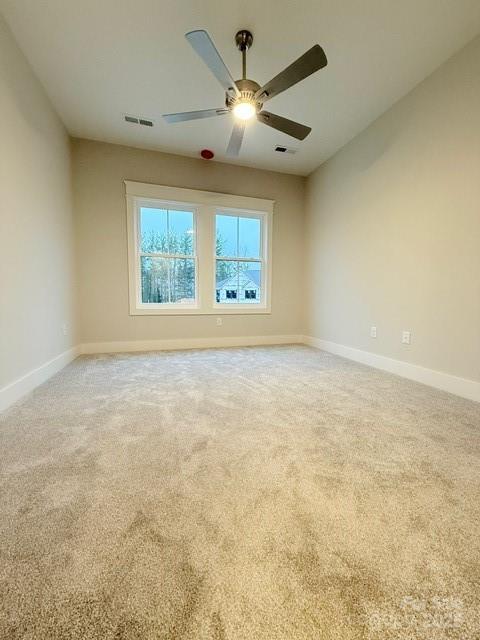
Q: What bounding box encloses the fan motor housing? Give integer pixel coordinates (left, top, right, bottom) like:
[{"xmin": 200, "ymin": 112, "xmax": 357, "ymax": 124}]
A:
[{"xmin": 226, "ymin": 79, "xmax": 263, "ymax": 114}]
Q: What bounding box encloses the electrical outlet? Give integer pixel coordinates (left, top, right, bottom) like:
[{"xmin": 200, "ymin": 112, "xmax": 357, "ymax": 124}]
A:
[
  {"xmin": 370, "ymin": 326, "xmax": 377, "ymax": 338},
  {"xmin": 62, "ymin": 323, "xmax": 68, "ymax": 336},
  {"xmin": 402, "ymin": 330, "xmax": 411, "ymax": 345},
  {"xmin": 216, "ymin": 317, "xmax": 223, "ymax": 326}
]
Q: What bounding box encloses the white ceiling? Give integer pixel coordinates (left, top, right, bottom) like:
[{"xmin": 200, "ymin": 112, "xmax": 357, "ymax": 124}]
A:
[{"xmin": 2, "ymin": 1, "xmax": 480, "ymax": 175}]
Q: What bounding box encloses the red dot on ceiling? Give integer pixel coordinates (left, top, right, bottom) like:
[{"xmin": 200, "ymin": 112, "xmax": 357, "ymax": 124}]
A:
[{"xmin": 200, "ymin": 149, "xmax": 214, "ymax": 160}]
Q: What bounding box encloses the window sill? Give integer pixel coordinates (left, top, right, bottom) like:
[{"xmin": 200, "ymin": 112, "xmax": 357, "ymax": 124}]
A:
[{"xmin": 130, "ymin": 306, "xmax": 271, "ymax": 316}]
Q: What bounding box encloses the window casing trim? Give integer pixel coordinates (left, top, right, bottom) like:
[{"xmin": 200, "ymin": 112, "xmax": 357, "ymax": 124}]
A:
[{"xmin": 125, "ymin": 182, "xmax": 274, "ymax": 316}]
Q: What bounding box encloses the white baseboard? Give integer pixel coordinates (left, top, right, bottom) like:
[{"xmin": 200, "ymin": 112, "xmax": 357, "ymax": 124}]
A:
[
  {"xmin": 81, "ymin": 334, "xmax": 303, "ymax": 355},
  {"xmin": 0, "ymin": 346, "xmax": 81, "ymax": 413},
  {"xmin": 3, "ymin": 336, "xmax": 477, "ymax": 411},
  {"xmin": 304, "ymin": 336, "xmax": 480, "ymax": 403},
  {"xmin": 0, "ymin": 336, "xmax": 301, "ymax": 412}
]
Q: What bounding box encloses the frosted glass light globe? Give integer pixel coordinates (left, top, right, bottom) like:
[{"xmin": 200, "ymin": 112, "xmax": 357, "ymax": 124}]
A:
[{"xmin": 233, "ymin": 101, "xmax": 256, "ymax": 120}]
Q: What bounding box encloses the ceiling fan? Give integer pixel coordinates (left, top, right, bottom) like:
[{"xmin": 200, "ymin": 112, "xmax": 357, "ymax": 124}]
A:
[{"xmin": 162, "ymin": 29, "xmax": 328, "ymax": 156}]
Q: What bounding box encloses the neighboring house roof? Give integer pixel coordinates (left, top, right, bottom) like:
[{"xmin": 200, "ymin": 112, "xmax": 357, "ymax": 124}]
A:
[{"xmin": 216, "ymin": 269, "xmax": 261, "ymax": 289}]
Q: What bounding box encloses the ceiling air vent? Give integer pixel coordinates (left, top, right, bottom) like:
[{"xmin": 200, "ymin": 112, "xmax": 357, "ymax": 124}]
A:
[
  {"xmin": 124, "ymin": 115, "xmax": 154, "ymax": 127},
  {"xmin": 275, "ymin": 145, "xmax": 297, "ymax": 154}
]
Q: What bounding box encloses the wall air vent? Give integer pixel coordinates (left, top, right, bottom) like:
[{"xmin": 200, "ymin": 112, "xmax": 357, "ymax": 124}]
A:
[
  {"xmin": 275, "ymin": 145, "xmax": 297, "ymax": 154},
  {"xmin": 124, "ymin": 115, "xmax": 154, "ymax": 127}
]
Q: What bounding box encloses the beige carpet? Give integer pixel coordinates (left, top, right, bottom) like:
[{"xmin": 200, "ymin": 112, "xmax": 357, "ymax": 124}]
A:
[{"xmin": 0, "ymin": 345, "xmax": 479, "ymax": 639}]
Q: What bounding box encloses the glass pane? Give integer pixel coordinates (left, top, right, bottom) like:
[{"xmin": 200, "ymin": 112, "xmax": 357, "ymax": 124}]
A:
[
  {"xmin": 238, "ymin": 261, "xmax": 261, "ymax": 303},
  {"xmin": 140, "ymin": 208, "xmax": 194, "ymax": 255},
  {"xmin": 141, "ymin": 257, "xmax": 195, "ymax": 304},
  {"xmin": 216, "ymin": 214, "xmax": 237, "ymax": 257},
  {"xmin": 216, "ymin": 260, "xmax": 261, "ymax": 304},
  {"xmin": 239, "ymin": 217, "xmax": 261, "ymax": 258},
  {"xmin": 168, "ymin": 210, "xmax": 194, "ymax": 256},
  {"xmin": 216, "ymin": 260, "xmax": 239, "ymax": 303},
  {"xmin": 140, "ymin": 208, "xmax": 168, "ymax": 253}
]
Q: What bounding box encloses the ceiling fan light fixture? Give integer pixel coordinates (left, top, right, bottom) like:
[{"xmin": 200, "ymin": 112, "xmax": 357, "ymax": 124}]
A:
[
  {"xmin": 163, "ymin": 29, "xmax": 328, "ymax": 155},
  {"xmin": 233, "ymin": 101, "xmax": 256, "ymax": 120}
]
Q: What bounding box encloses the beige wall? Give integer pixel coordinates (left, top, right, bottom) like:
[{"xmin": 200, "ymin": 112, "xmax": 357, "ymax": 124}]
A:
[
  {"xmin": 305, "ymin": 36, "xmax": 480, "ymax": 382},
  {"xmin": 0, "ymin": 16, "xmax": 76, "ymax": 389},
  {"xmin": 72, "ymin": 139, "xmax": 305, "ymax": 344},
  {"xmin": 3, "ymin": 11, "xmax": 478, "ymax": 390}
]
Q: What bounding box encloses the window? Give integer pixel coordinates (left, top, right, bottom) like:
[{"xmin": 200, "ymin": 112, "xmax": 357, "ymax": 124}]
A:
[
  {"xmin": 215, "ymin": 213, "xmax": 263, "ymax": 306},
  {"xmin": 126, "ymin": 182, "xmax": 273, "ymax": 315},
  {"xmin": 139, "ymin": 207, "xmax": 196, "ymax": 305}
]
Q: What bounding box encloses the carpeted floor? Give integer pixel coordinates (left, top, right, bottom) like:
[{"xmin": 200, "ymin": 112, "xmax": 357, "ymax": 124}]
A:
[{"xmin": 0, "ymin": 345, "xmax": 479, "ymax": 639}]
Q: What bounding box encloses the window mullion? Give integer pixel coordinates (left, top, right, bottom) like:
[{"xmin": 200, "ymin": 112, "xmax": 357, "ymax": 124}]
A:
[
  {"xmin": 166, "ymin": 209, "xmax": 170, "ymax": 254},
  {"xmin": 166, "ymin": 256, "xmax": 171, "ymax": 303},
  {"xmin": 236, "ymin": 215, "xmax": 239, "ymax": 258},
  {"xmin": 198, "ymin": 204, "xmax": 214, "ymax": 311}
]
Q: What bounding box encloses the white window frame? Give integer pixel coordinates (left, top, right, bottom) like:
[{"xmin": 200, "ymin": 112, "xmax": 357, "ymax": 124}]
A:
[
  {"xmin": 213, "ymin": 208, "xmax": 268, "ymax": 311},
  {"xmin": 133, "ymin": 199, "xmax": 199, "ymax": 311},
  {"xmin": 126, "ymin": 181, "xmax": 274, "ymax": 315}
]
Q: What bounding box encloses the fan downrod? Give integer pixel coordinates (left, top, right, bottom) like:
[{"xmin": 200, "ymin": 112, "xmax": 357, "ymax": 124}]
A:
[{"xmin": 235, "ymin": 30, "xmax": 253, "ymax": 51}]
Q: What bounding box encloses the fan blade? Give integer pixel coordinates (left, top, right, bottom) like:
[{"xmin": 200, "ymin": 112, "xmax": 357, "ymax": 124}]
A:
[
  {"xmin": 255, "ymin": 45, "xmax": 327, "ymax": 103},
  {"xmin": 226, "ymin": 121, "xmax": 245, "ymax": 156},
  {"xmin": 257, "ymin": 111, "xmax": 311, "ymax": 140},
  {"xmin": 163, "ymin": 108, "xmax": 229, "ymax": 123},
  {"xmin": 186, "ymin": 30, "xmax": 240, "ymax": 96}
]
